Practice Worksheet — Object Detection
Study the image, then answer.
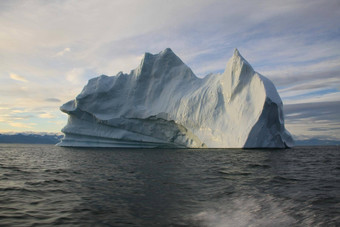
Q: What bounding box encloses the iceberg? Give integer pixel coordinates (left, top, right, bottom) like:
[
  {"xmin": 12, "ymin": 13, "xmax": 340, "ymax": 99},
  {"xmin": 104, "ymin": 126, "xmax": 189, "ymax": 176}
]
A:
[{"xmin": 58, "ymin": 48, "xmax": 293, "ymax": 148}]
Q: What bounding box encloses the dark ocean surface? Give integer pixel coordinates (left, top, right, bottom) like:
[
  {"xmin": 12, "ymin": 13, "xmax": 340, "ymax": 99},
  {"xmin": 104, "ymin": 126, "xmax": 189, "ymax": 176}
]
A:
[{"xmin": 0, "ymin": 144, "xmax": 339, "ymax": 226}]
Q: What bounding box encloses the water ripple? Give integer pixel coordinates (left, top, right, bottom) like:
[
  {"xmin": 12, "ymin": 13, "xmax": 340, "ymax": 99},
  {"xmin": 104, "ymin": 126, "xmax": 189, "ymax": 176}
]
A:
[{"xmin": 0, "ymin": 144, "xmax": 338, "ymax": 226}]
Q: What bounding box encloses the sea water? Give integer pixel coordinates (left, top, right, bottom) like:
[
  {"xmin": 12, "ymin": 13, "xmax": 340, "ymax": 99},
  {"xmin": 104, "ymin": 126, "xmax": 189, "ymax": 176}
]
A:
[{"xmin": 0, "ymin": 144, "xmax": 339, "ymax": 226}]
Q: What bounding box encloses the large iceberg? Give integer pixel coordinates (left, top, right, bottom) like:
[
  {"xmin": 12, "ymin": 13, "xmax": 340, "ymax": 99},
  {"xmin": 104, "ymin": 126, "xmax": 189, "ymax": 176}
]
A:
[{"xmin": 58, "ymin": 48, "xmax": 293, "ymax": 148}]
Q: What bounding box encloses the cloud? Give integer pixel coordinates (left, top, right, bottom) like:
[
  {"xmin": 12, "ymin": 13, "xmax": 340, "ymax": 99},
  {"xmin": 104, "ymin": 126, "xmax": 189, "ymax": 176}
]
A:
[
  {"xmin": 284, "ymin": 101, "xmax": 340, "ymax": 121},
  {"xmin": 11, "ymin": 109, "xmax": 25, "ymax": 113},
  {"xmin": 45, "ymin": 98, "xmax": 61, "ymax": 102},
  {"xmin": 56, "ymin": 47, "xmax": 70, "ymax": 56},
  {"xmin": 8, "ymin": 122, "xmax": 36, "ymax": 128},
  {"xmin": 38, "ymin": 112, "xmax": 54, "ymax": 119},
  {"xmin": 279, "ymin": 77, "xmax": 340, "ymax": 93},
  {"xmin": 284, "ymin": 101, "xmax": 340, "ymax": 140},
  {"xmin": 0, "ymin": 0, "xmax": 339, "ymax": 138},
  {"xmin": 282, "ymin": 90, "xmax": 340, "ymax": 105},
  {"xmin": 66, "ymin": 68, "xmax": 85, "ymax": 84},
  {"xmin": 9, "ymin": 73, "xmax": 28, "ymax": 82}
]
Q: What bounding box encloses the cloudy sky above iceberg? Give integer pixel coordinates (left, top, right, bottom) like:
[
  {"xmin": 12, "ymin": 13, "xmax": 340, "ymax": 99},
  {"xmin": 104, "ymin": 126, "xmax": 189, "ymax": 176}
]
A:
[{"xmin": 0, "ymin": 0, "xmax": 339, "ymax": 141}]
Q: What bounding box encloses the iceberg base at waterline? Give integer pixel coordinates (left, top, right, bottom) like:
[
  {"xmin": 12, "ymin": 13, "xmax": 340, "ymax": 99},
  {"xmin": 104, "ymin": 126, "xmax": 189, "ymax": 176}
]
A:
[{"xmin": 58, "ymin": 48, "xmax": 293, "ymax": 148}]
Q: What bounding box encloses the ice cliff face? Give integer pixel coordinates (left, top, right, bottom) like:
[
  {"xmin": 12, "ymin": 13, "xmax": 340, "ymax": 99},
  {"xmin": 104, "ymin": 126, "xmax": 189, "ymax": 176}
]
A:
[{"xmin": 58, "ymin": 48, "xmax": 293, "ymax": 148}]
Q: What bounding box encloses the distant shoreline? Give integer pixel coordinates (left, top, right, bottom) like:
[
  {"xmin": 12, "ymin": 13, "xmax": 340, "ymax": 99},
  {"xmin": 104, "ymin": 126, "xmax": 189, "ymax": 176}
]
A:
[{"xmin": 0, "ymin": 133, "xmax": 63, "ymax": 144}]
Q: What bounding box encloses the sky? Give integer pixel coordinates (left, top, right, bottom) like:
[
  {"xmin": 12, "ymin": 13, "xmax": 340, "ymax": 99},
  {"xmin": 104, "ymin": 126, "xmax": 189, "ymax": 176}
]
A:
[{"xmin": 0, "ymin": 0, "xmax": 339, "ymax": 142}]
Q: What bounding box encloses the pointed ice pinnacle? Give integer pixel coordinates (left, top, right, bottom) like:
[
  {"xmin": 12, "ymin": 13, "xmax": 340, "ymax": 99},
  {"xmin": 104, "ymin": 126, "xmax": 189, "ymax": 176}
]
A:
[
  {"xmin": 58, "ymin": 48, "xmax": 294, "ymax": 148},
  {"xmin": 233, "ymin": 48, "xmax": 240, "ymax": 56}
]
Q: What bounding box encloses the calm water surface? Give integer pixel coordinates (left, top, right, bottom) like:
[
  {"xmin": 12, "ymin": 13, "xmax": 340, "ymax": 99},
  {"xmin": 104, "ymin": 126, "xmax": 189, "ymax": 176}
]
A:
[{"xmin": 0, "ymin": 144, "xmax": 339, "ymax": 226}]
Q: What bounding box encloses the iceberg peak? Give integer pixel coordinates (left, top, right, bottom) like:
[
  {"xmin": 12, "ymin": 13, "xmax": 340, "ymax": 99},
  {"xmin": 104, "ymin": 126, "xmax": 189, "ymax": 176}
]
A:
[
  {"xmin": 141, "ymin": 48, "xmax": 181, "ymax": 65},
  {"xmin": 233, "ymin": 48, "xmax": 240, "ymax": 57},
  {"xmin": 224, "ymin": 48, "xmax": 253, "ymax": 80},
  {"xmin": 156, "ymin": 48, "xmax": 184, "ymax": 66},
  {"xmin": 160, "ymin": 47, "xmax": 175, "ymax": 55},
  {"xmin": 134, "ymin": 48, "xmax": 190, "ymax": 81},
  {"xmin": 58, "ymin": 48, "xmax": 293, "ymax": 148},
  {"xmin": 230, "ymin": 48, "xmax": 248, "ymax": 64}
]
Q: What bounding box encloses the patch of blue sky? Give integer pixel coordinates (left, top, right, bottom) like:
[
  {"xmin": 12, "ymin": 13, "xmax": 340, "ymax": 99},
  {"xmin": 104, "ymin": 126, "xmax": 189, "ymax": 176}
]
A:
[
  {"xmin": 277, "ymin": 85, "xmax": 293, "ymax": 91},
  {"xmin": 284, "ymin": 88, "xmax": 339, "ymax": 100},
  {"xmin": 286, "ymin": 55, "xmax": 340, "ymax": 67},
  {"xmin": 303, "ymin": 29, "xmax": 340, "ymax": 45}
]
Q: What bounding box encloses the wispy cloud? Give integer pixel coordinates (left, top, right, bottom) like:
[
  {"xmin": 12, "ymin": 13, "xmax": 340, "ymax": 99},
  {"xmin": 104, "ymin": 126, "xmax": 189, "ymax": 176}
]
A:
[
  {"xmin": 45, "ymin": 98, "xmax": 61, "ymax": 103},
  {"xmin": 0, "ymin": 0, "xmax": 339, "ymax": 139},
  {"xmin": 38, "ymin": 112, "xmax": 54, "ymax": 119},
  {"xmin": 56, "ymin": 47, "xmax": 70, "ymax": 56},
  {"xmin": 66, "ymin": 68, "xmax": 85, "ymax": 84},
  {"xmin": 8, "ymin": 122, "xmax": 36, "ymax": 129},
  {"xmin": 284, "ymin": 101, "xmax": 340, "ymax": 140},
  {"xmin": 9, "ymin": 73, "xmax": 28, "ymax": 82}
]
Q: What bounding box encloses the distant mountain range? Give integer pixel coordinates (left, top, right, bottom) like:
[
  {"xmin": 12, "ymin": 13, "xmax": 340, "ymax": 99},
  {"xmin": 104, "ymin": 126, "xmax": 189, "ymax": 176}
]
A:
[
  {"xmin": 294, "ymin": 139, "xmax": 339, "ymax": 146},
  {"xmin": 0, "ymin": 132, "xmax": 63, "ymax": 144},
  {"xmin": 0, "ymin": 132, "xmax": 338, "ymax": 146}
]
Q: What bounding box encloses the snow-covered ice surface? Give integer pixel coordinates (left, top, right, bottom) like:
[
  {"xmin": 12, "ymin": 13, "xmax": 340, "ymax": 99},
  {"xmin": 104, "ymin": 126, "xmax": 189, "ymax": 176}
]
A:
[{"xmin": 58, "ymin": 48, "xmax": 293, "ymax": 148}]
